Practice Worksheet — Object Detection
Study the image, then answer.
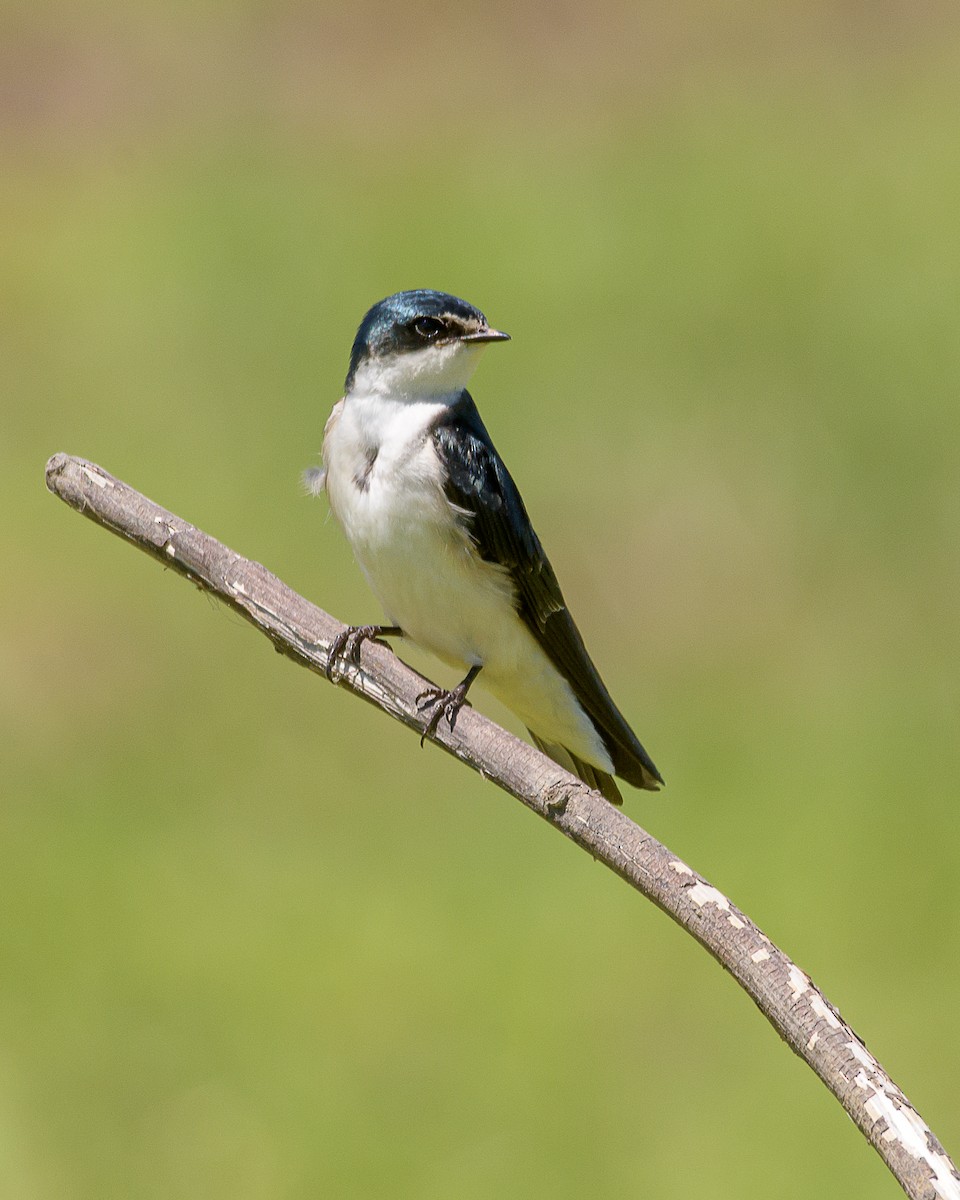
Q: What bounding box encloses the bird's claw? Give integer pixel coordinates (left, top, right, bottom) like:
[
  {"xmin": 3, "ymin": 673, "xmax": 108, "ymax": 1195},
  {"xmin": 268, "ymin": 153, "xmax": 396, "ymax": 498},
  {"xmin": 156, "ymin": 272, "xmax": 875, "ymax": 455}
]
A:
[
  {"xmin": 417, "ymin": 684, "xmax": 471, "ymax": 746},
  {"xmin": 325, "ymin": 625, "xmax": 384, "ymax": 682}
]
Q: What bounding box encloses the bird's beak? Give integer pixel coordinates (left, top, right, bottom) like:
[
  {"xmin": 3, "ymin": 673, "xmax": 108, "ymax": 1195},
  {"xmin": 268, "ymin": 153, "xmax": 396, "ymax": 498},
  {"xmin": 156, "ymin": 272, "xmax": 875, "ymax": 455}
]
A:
[{"xmin": 461, "ymin": 327, "xmax": 511, "ymax": 344}]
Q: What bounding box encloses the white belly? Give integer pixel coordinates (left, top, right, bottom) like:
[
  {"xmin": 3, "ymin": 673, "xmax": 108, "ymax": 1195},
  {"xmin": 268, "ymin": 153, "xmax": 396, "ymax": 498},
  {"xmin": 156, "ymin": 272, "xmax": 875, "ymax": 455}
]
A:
[{"xmin": 322, "ymin": 394, "xmax": 612, "ymax": 768}]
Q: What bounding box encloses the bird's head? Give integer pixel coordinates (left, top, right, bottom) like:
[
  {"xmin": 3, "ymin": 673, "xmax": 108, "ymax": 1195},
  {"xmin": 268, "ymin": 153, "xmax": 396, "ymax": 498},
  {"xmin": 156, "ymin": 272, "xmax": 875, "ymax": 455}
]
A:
[{"xmin": 345, "ymin": 290, "xmax": 510, "ymax": 398}]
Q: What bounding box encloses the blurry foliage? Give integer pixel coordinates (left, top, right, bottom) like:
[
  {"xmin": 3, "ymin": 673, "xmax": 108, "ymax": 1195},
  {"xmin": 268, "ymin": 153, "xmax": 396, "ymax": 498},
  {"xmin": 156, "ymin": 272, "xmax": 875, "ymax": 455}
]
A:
[{"xmin": 2, "ymin": 3, "xmax": 959, "ymax": 1197}]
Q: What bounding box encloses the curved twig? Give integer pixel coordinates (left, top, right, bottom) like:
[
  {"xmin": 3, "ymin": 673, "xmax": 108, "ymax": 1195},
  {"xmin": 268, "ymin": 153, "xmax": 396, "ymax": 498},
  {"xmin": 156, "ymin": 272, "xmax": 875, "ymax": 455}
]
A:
[{"xmin": 44, "ymin": 452, "xmax": 960, "ymax": 1200}]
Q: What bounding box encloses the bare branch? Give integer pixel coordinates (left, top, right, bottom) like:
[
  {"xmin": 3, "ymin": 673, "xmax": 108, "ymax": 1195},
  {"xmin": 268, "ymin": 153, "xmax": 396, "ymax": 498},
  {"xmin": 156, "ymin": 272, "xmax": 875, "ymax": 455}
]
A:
[{"xmin": 45, "ymin": 452, "xmax": 959, "ymax": 1200}]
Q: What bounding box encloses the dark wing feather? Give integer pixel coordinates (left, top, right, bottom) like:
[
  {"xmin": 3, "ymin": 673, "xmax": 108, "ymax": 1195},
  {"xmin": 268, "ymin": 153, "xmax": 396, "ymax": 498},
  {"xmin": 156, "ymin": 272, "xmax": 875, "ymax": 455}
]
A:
[{"xmin": 433, "ymin": 392, "xmax": 663, "ymax": 791}]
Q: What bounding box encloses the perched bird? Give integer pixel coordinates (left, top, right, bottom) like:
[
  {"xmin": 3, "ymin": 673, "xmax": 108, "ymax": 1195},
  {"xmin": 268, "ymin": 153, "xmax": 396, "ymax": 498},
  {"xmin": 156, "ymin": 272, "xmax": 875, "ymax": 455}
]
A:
[{"xmin": 317, "ymin": 289, "xmax": 662, "ymax": 803}]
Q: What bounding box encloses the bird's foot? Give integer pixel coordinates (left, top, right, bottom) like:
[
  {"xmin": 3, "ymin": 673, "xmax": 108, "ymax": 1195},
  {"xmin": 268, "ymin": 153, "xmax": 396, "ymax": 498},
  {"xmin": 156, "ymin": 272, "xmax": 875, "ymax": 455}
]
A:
[
  {"xmin": 417, "ymin": 684, "xmax": 471, "ymax": 745},
  {"xmin": 325, "ymin": 625, "xmax": 401, "ymax": 682},
  {"xmin": 417, "ymin": 665, "xmax": 481, "ymax": 746}
]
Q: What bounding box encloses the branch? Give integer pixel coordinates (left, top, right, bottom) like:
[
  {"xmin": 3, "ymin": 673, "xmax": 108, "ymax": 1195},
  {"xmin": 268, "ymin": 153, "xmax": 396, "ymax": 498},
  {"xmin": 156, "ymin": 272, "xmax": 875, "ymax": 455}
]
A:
[{"xmin": 44, "ymin": 452, "xmax": 959, "ymax": 1200}]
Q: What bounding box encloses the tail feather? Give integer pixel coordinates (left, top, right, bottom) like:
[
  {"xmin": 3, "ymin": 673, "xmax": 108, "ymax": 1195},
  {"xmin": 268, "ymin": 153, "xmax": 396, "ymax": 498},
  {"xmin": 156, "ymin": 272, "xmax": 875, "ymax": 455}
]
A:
[{"xmin": 527, "ymin": 731, "xmax": 624, "ymax": 805}]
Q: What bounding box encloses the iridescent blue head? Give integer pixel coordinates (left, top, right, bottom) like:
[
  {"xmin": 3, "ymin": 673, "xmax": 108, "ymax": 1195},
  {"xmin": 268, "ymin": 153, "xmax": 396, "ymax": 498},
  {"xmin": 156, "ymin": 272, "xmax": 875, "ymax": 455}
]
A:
[{"xmin": 345, "ymin": 289, "xmax": 509, "ymax": 393}]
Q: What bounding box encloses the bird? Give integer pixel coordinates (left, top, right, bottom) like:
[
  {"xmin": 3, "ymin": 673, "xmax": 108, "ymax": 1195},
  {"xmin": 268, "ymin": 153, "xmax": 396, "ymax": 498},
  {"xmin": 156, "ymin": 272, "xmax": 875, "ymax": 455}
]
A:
[{"xmin": 315, "ymin": 289, "xmax": 662, "ymax": 803}]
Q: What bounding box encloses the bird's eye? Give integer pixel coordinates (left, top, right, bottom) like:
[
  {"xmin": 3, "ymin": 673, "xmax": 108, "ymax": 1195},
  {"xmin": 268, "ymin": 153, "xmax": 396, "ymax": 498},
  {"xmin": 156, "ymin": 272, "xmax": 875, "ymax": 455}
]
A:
[{"xmin": 412, "ymin": 316, "xmax": 445, "ymax": 340}]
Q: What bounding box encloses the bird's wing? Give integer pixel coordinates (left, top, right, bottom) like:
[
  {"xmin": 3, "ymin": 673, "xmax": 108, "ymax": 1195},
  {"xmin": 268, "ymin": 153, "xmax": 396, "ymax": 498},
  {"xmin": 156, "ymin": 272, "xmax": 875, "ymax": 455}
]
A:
[{"xmin": 433, "ymin": 392, "xmax": 662, "ymax": 790}]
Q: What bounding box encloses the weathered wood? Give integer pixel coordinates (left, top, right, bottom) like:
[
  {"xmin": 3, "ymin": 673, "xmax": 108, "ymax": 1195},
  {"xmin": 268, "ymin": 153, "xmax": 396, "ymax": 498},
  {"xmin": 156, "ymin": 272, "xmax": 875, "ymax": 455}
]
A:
[{"xmin": 45, "ymin": 452, "xmax": 960, "ymax": 1200}]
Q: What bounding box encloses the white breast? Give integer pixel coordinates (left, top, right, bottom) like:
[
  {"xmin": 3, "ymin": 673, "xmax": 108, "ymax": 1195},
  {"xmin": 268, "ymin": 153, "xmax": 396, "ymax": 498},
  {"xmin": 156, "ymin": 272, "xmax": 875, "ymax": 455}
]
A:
[{"xmin": 323, "ymin": 391, "xmax": 514, "ymax": 666}]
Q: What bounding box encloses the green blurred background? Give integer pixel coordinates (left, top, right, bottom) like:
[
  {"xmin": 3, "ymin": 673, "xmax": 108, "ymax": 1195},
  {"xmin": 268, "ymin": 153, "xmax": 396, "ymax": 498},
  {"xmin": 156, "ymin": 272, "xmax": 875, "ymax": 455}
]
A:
[{"xmin": 3, "ymin": 1, "xmax": 960, "ymax": 1196}]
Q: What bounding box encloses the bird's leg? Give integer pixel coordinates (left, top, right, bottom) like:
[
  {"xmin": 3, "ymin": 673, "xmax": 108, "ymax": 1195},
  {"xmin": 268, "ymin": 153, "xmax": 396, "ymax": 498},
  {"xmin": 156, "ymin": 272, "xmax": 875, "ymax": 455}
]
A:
[
  {"xmin": 325, "ymin": 625, "xmax": 403, "ymax": 682},
  {"xmin": 417, "ymin": 664, "xmax": 482, "ymax": 746}
]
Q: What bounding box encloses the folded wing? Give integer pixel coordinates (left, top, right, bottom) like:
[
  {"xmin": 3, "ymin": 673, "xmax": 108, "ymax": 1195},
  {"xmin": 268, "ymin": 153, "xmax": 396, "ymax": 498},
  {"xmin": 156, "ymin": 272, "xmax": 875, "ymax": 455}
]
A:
[{"xmin": 432, "ymin": 392, "xmax": 663, "ymax": 792}]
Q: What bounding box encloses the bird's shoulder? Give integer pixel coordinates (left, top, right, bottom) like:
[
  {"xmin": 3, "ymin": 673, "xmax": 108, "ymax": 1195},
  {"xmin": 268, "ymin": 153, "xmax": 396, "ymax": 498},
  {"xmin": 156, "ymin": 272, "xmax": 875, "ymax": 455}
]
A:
[
  {"xmin": 431, "ymin": 392, "xmax": 565, "ymax": 626},
  {"xmin": 324, "ymin": 397, "xmax": 345, "ymax": 436},
  {"xmin": 320, "ymin": 398, "xmax": 345, "ymax": 456}
]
